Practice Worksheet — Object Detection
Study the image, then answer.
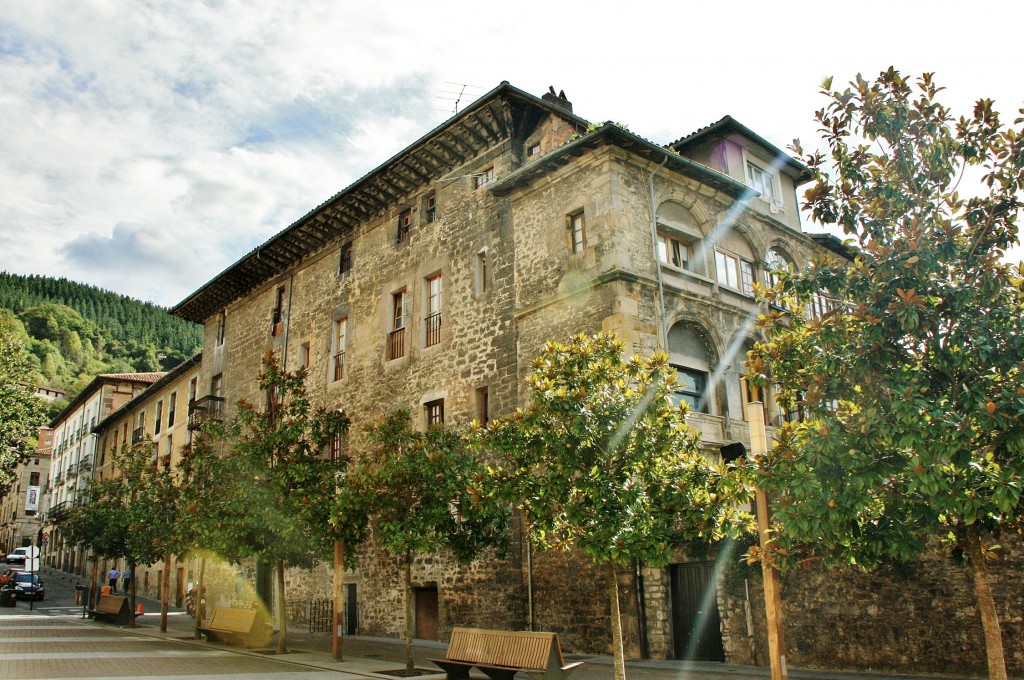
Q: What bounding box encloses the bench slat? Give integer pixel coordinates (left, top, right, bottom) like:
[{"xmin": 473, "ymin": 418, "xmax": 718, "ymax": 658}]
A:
[{"xmin": 433, "ymin": 627, "xmax": 581, "ymax": 680}]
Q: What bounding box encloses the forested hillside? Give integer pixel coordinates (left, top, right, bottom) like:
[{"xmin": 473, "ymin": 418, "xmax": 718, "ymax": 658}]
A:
[{"xmin": 0, "ymin": 272, "xmax": 203, "ymax": 413}]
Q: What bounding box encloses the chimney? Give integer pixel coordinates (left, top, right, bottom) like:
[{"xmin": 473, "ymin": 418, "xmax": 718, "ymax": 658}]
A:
[{"xmin": 542, "ymin": 86, "xmax": 572, "ymax": 113}]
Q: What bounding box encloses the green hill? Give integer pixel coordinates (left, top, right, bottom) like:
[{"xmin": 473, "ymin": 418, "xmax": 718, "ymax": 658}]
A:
[{"xmin": 0, "ymin": 272, "xmax": 203, "ymax": 411}]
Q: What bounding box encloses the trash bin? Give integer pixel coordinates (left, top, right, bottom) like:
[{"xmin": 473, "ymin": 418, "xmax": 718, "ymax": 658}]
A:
[{"xmin": 0, "ymin": 587, "xmax": 15, "ymax": 607}]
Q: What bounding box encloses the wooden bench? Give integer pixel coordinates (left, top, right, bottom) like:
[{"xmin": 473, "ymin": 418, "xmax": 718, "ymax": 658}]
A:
[
  {"xmin": 197, "ymin": 607, "xmax": 271, "ymax": 647},
  {"xmin": 86, "ymin": 595, "xmax": 132, "ymax": 626},
  {"xmin": 429, "ymin": 627, "xmax": 584, "ymax": 680}
]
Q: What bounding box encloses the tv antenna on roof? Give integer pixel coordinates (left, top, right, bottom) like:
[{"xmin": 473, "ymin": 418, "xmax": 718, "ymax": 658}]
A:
[{"xmin": 432, "ymin": 82, "xmax": 484, "ymax": 115}]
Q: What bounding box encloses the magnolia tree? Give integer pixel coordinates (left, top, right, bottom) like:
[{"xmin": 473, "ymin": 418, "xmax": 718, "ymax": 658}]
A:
[
  {"xmin": 185, "ymin": 352, "xmax": 357, "ymax": 653},
  {"xmin": 358, "ymin": 409, "xmax": 510, "ymax": 672},
  {"xmin": 481, "ymin": 333, "xmax": 750, "ymax": 680},
  {"xmin": 747, "ymin": 69, "xmax": 1024, "ymax": 679}
]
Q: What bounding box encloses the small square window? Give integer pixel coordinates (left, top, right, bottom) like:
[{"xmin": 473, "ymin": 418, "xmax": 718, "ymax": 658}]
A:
[
  {"xmin": 658, "ymin": 234, "xmax": 694, "ymax": 271},
  {"xmin": 339, "ymin": 243, "xmax": 353, "ymax": 276},
  {"xmin": 746, "ymin": 161, "xmax": 778, "ymax": 202},
  {"xmin": 424, "ymin": 193, "xmax": 437, "ymax": 223},
  {"xmin": 568, "ymin": 211, "xmax": 586, "ymax": 254},
  {"xmin": 397, "ymin": 209, "xmax": 412, "ymax": 244},
  {"xmin": 527, "ymin": 143, "xmax": 541, "ymax": 157},
  {"xmin": 425, "ymin": 399, "xmax": 445, "ymax": 427},
  {"xmin": 475, "ymin": 167, "xmax": 495, "ymax": 189}
]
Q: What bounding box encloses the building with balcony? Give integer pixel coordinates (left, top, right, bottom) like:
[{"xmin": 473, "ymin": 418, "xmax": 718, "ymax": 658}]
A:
[
  {"xmin": 40, "ymin": 372, "xmax": 163, "ymax": 573},
  {"xmin": 89, "ymin": 354, "xmax": 202, "ymax": 603},
  {"xmin": 0, "ymin": 443, "xmax": 51, "ymax": 556},
  {"xmin": 167, "ymin": 82, "xmax": 1021, "ymax": 675}
]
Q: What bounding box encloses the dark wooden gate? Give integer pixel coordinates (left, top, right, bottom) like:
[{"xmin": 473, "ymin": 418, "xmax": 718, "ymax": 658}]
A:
[
  {"xmin": 345, "ymin": 583, "xmax": 358, "ymax": 635},
  {"xmin": 414, "ymin": 584, "xmax": 438, "ymax": 640},
  {"xmin": 670, "ymin": 562, "xmax": 725, "ymax": 661}
]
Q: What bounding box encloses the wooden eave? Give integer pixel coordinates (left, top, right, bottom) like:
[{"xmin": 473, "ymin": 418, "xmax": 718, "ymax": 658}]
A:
[{"xmin": 172, "ymin": 82, "xmax": 588, "ymax": 324}]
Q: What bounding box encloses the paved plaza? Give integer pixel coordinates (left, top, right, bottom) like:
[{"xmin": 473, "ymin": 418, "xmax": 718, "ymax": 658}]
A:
[{"xmin": 0, "ymin": 568, "xmax": 984, "ymax": 680}]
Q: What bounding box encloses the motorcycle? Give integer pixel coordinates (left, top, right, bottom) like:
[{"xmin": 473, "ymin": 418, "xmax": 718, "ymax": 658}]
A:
[{"xmin": 184, "ymin": 584, "xmax": 205, "ymax": 618}]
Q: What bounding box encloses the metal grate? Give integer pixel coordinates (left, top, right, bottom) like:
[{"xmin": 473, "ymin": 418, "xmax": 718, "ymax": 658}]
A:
[{"xmin": 309, "ymin": 599, "xmax": 334, "ymax": 634}]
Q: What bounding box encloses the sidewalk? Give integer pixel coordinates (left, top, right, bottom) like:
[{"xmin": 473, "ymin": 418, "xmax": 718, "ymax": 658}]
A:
[{"xmin": 12, "ymin": 567, "xmax": 985, "ymax": 680}]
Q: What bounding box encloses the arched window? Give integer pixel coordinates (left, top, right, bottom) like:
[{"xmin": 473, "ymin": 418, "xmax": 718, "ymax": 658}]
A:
[
  {"xmin": 667, "ymin": 322, "xmax": 713, "ymax": 414},
  {"xmin": 656, "ymin": 203, "xmax": 705, "ymax": 275},
  {"xmin": 763, "ymin": 247, "xmax": 791, "ymax": 288}
]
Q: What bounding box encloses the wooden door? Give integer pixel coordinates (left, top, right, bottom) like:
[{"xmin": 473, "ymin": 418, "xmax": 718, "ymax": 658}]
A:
[
  {"xmin": 670, "ymin": 562, "xmax": 725, "ymax": 661},
  {"xmin": 414, "ymin": 585, "xmax": 438, "ymax": 640}
]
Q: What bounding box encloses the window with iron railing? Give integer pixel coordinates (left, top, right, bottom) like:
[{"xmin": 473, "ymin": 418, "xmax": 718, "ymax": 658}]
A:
[
  {"xmin": 425, "ymin": 273, "xmax": 442, "ymax": 347},
  {"xmin": 389, "ymin": 289, "xmax": 409, "ymax": 360},
  {"xmin": 333, "ymin": 318, "xmax": 347, "ymax": 381}
]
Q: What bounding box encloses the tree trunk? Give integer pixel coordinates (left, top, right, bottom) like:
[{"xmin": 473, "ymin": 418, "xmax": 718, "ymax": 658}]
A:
[
  {"xmin": 160, "ymin": 553, "xmax": 172, "ymax": 632},
  {"xmin": 965, "ymin": 525, "xmax": 1007, "ymax": 680},
  {"xmin": 128, "ymin": 560, "xmax": 137, "ymax": 628},
  {"xmin": 405, "ymin": 551, "xmax": 415, "ymax": 673},
  {"xmin": 194, "ymin": 556, "xmax": 207, "ymax": 640},
  {"xmin": 89, "ymin": 558, "xmax": 99, "ymax": 609},
  {"xmin": 276, "ymin": 559, "xmax": 288, "ymax": 654},
  {"xmin": 608, "ymin": 560, "xmax": 626, "ymax": 680},
  {"xmin": 333, "ymin": 541, "xmax": 345, "ymax": 661}
]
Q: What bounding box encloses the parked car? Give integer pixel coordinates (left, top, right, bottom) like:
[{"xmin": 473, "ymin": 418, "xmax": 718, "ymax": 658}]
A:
[
  {"xmin": 5, "ymin": 547, "xmax": 30, "ymax": 565},
  {"xmin": 9, "ymin": 571, "xmax": 44, "ymax": 600}
]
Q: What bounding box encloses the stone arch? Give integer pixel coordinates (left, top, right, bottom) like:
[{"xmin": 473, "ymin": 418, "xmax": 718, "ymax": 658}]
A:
[{"xmin": 666, "ymin": 318, "xmax": 721, "ymax": 415}]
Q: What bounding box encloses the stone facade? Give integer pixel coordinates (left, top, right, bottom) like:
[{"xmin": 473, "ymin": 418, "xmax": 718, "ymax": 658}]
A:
[
  {"xmin": 0, "ymin": 448, "xmax": 51, "ymax": 555},
  {"xmin": 168, "ymin": 83, "xmax": 1024, "ymax": 676}
]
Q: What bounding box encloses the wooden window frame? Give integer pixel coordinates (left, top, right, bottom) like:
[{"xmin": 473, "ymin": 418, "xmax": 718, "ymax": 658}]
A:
[
  {"xmin": 568, "ymin": 210, "xmax": 586, "ymax": 254},
  {"xmin": 397, "ymin": 209, "xmax": 412, "ymax": 244},
  {"xmin": 425, "ymin": 399, "xmax": 445, "ymax": 427}
]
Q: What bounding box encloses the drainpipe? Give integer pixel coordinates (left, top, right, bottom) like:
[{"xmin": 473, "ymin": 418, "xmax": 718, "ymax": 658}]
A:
[
  {"xmin": 647, "ymin": 156, "xmax": 670, "ymax": 349},
  {"xmin": 282, "ymin": 273, "xmax": 294, "ymax": 369}
]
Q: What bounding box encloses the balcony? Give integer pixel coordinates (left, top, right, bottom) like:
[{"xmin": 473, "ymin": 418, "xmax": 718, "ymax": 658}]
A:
[
  {"xmin": 47, "ymin": 500, "xmax": 69, "ymax": 523},
  {"xmin": 389, "ymin": 327, "xmax": 406, "ymax": 360},
  {"xmin": 333, "ymin": 351, "xmax": 345, "ymax": 381},
  {"xmin": 424, "ymin": 312, "xmax": 442, "ymax": 347},
  {"xmin": 65, "ymin": 464, "xmax": 76, "ymax": 478},
  {"xmin": 188, "ymin": 395, "xmax": 226, "ymax": 431},
  {"xmin": 79, "ymin": 456, "xmax": 92, "ymax": 472}
]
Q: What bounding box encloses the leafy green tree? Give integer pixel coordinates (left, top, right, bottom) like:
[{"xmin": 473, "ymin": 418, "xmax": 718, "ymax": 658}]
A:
[
  {"xmin": 0, "ymin": 324, "xmax": 46, "ymax": 495},
  {"xmin": 482, "ymin": 333, "xmax": 749, "ymax": 680},
  {"xmin": 184, "ymin": 352, "xmax": 355, "ymax": 653},
  {"xmin": 747, "ymin": 69, "xmax": 1024, "ymax": 680},
  {"xmin": 359, "ymin": 409, "xmax": 511, "ymax": 671}
]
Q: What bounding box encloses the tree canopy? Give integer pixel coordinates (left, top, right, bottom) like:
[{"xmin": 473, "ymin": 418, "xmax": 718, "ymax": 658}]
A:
[
  {"xmin": 747, "ymin": 68, "xmax": 1024, "ymax": 680},
  {"xmin": 482, "ymin": 333, "xmax": 749, "ymax": 680},
  {"xmin": 0, "ymin": 323, "xmax": 47, "ymax": 495}
]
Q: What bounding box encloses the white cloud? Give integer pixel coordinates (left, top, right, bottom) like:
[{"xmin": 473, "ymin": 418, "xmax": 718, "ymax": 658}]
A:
[{"xmin": 0, "ymin": 0, "xmax": 1020, "ymax": 307}]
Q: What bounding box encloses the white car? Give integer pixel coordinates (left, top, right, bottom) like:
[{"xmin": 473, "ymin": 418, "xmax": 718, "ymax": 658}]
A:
[{"xmin": 4, "ymin": 548, "xmax": 30, "ymax": 565}]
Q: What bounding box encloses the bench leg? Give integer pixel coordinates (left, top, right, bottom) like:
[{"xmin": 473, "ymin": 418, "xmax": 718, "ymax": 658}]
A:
[
  {"xmin": 431, "ymin": 660, "xmax": 473, "ymax": 680},
  {"xmin": 479, "ymin": 668, "xmax": 518, "ymax": 680}
]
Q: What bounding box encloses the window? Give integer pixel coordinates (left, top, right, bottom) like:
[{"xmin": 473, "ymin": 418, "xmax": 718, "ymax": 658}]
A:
[
  {"xmin": 168, "ymin": 392, "xmax": 177, "ymax": 427},
  {"xmin": 425, "ymin": 399, "xmax": 445, "ymax": 427},
  {"xmin": 475, "ymin": 167, "xmax": 495, "ymax": 189},
  {"xmin": 216, "ymin": 311, "xmax": 226, "ymax": 346},
  {"xmin": 328, "ymin": 434, "xmax": 344, "ymax": 462},
  {"xmin": 527, "ymin": 143, "xmax": 541, "ymax": 157},
  {"xmin": 333, "ymin": 318, "xmax": 347, "ymax": 381},
  {"xmin": 425, "ymin": 274, "xmax": 442, "ymax": 347},
  {"xmin": 668, "ymin": 322, "xmax": 714, "ymax": 416},
  {"xmin": 164, "ymin": 435, "xmax": 173, "ymax": 468},
  {"xmin": 747, "ymin": 161, "xmax": 778, "ymax": 202},
  {"xmin": 339, "ymin": 243, "xmax": 353, "ymax": 276},
  {"xmin": 424, "ymin": 193, "xmax": 437, "ymax": 223},
  {"xmin": 210, "ymin": 373, "xmax": 223, "ymax": 398},
  {"xmin": 154, "ymin": 401, "xmax": 163, "ymax": 435},
  {"xmin": 568, "ymin": 210, "xmax": 586, "ymax": 254},
  {"xmin": 740, "ymin": 377, "xmax": 768, "ymax": 423},
  {"xmin": 272, "ymin": 286, "xmax": 286, "ymax": 336},
  {"xmin": 397, "ymin": 209, "xmax": 412, "ymax": 244},
  {"xmin": 782, "ymin": 390, "xmax": 808, "ymax": 424},
  {"xmin": 189, "ymin": 377, "xmax": 198, "ymax": 403},
  {"xmin": 389, "ymin": 289, "xmax": 410, "ymax": 360},
  {"xmin": 716, "ymin": 249, "xmax": 756, "ymax": 296},
  {"xmin": 476, "ymin": 386, "xmax": 489, "ymax": 425},
  {"xmin": 807, "ymin": 292, "xmax": 833, "ymax": 320},
  {"xmin": 657, "ymin": 233, "xmax": 694, "ymax": 271},
  {"xmin": 300, "ymin": 342, "xmax": 311, "ymax": 370},
  {"xmin": 29, "ymin": 472, "xmax": 39, "ymax": 486},
  {"xmin": 672, "ymin": 367, "xmax": 708, "ymax": 413},
  {"xmin": 473, "ymin": 250, "xmax": 488, "ymax": 296}
]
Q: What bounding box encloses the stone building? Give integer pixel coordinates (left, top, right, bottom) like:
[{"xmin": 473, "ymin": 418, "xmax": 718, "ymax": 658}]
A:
[
  {"xmin": 41, "ymin": 372, "xmax": 163, "ymax": 573},
  {"xmin": 170, "ymin": 82, "xmax": 1021, "ymax": 675},
  {"xmin": 89, "ymin": 354, "xmax": 202, "ymax": 602},
  {"xmin": 0, "ymin": 440, "xmax": 51, "ymax": 555}
]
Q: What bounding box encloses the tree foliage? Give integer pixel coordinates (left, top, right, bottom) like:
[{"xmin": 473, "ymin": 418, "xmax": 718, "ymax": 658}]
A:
[
  {"xmin": 481, "ymin": 333, "xmax": 749, "ymax": 680},
  {"xmin": 747, "ymin": 69, "xmax": 1024, "ymax": 679},
  {"xmin": 183, "ymin": 352, "xmax": 357, "ymax": 651},
  {"xmin": 358, "ymin": 408, "xmax": 510, "ymax": 670},
  {"xmin": 0, "ymin": 323, "xmax": 47, "ymax": 495}
]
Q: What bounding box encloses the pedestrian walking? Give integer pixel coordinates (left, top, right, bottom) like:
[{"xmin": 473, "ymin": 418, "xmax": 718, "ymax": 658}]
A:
[
  {"xmin": 122, "ymin": 568, "xmax": 132, "ymax": 593},
  {"xmin": 107, "ymin": 566, "xmax": 120, "ymax": 594}
]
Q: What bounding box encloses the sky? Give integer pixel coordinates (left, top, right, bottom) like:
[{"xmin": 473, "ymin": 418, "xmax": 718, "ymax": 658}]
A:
[{"xmin": 0, "ymin": 0, "xmax": 1020, "ymax": 307}]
